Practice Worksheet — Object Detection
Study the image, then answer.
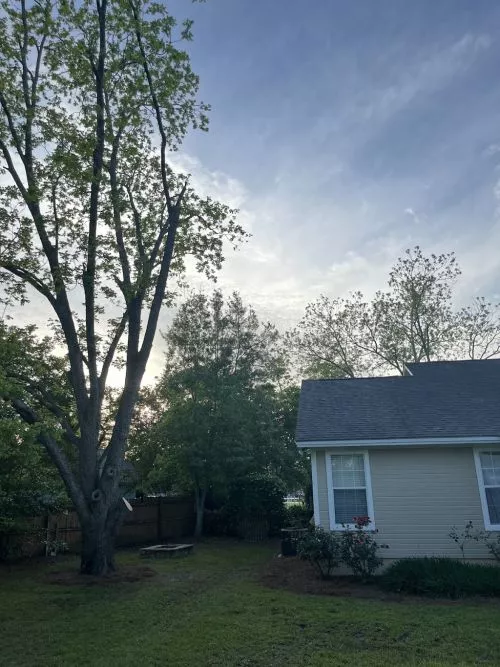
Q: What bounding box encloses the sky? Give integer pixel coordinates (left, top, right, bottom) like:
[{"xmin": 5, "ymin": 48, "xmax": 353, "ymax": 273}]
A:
[
  {"xmin": 165, "ymin": 0, "xmax": 500, "ymax": 324},
  {"xmin": 6, "ymin": 0, "xmax": 500, "ymax": 385}
]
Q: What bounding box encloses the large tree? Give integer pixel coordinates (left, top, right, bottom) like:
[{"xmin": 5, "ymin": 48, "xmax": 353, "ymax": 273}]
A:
[
  {"xmin": 134, "ymin": 291, "xmax": 297, "ymax": 537},
  {"xmin": 291, "ymin": 247, "xmax": 500, "ymax": 378},
  {"xmin": 0, "ymin": 0, "xmax": 245, "ymax": 574}
]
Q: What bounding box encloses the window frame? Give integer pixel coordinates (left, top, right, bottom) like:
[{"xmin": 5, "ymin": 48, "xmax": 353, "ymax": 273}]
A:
[
  {"xmin": 473, "ymin": 448, "xmax": 500, "ymax": 531},
  {"xmin": 325, "ymin": 450, "xmax": 375, "ymax": 530}
]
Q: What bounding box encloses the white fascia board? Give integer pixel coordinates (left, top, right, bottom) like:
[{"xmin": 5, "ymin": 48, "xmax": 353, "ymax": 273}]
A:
[{"xmin": 297, "ymin": 436, "xmax": 500, "ymax": 449}]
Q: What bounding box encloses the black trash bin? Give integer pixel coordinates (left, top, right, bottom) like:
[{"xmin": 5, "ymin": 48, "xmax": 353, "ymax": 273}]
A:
[{"xmin": 281, "ymin": 528, "xmax": 308, "ymax": 557}]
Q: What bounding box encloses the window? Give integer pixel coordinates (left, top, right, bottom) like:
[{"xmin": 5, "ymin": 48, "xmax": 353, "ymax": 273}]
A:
[
  {"xmin": 475, "ymin": 450, "xmax": 500, "ymax": 529},
  {"xmin": 326, "ymin": 452, "xmax": 374, "ymax": 529}
]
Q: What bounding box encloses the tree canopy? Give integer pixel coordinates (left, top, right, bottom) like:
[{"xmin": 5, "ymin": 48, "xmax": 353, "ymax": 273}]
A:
[
  {"xmin": 289, "ymin": 247, "xmax": 500, "ymax": 378},
  {"xmin": 130, "ymin": 291, "xmax": 306, "ymax": 537}
]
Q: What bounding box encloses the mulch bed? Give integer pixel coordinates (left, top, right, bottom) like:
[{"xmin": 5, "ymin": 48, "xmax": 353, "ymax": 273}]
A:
[
  {"xmin": 260, "ymin": 555, "xmax": 500, "ymax": 606},
  {"xmin": 47, "ymin": 565, "xmax": 158, "ymax": 586},
  {"xmin": 260, "ymin": 555, "xmax": 396, "ymax": 600}
]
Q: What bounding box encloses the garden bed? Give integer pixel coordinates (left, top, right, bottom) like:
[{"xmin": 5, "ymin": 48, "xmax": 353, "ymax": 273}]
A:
[
  {"xmin": 260, "ymin": 555, "xmax": 500, "ymax": 605},
  {"xmin": 260, "ymin": 555, "xmax": 395, "ymax": 600}
]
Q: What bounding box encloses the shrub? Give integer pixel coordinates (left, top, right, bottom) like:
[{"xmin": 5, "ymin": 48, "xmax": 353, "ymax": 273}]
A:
[
  {"xmin": 284, "ymin": 503, "xmax": 312, "ymax": 528},
  {"xmin": 296, "ymin": 527, "xmax": 341, "ymax": 580},
  {"xmin": 381, "ymin": 557, "xmax": 500, "ymax": 598},
  {"xmin": 340, "ymin": 516, "xmax": 388, "ymax": 580},
  {"xmin": 448, "ymin": 521, "xmax": 486, "ymax": 558},
  {"xmin": 484, "ymin": 533, "xmax": 500, "ymax": 561},
  {"xmin": 225, "ymin": 472, "xmax": 287, "ymax": 538}
]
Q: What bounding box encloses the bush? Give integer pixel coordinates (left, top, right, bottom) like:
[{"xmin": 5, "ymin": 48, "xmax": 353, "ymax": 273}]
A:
[
  {"xmin": 381, "ymin": 557, "xmax": 500, "ymax": 598},
  {"xmin": 225, "ymin": 472, "xmax": 287, "ymax": 538},
  {"xmin": 284, "ymin": 503, "xmax": 312, "ymax": 528},
  {"xmin": 485, "ymin": 534, "xmax": 500, "ymax": 561},
  {"xmin": 340, "ymin": 516, "xmax": 388, "ymax": 580},
  {"xmin": 296, "ymin": 527, "xmax": 341, "ymax": 579},
  {"xmin": 448, "ymin": 521, "xmax": 486, "ymax": 558}
]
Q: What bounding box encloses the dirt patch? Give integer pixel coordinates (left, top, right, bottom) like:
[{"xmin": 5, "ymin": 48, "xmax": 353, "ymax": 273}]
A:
[{"xmin": 47, "ymin": 565, "xmax": 158, "ymax": 586}]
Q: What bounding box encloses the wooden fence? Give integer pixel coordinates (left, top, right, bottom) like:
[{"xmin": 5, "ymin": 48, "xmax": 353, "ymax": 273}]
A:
[{"xmin": 16, "ymin": 496, "xmax": 196, "ymax": 558}]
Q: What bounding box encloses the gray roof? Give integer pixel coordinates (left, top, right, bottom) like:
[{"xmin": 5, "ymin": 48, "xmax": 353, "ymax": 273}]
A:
[{"xmin": 296, "ymin": 359, "xmax": 500, "ymax": 443}]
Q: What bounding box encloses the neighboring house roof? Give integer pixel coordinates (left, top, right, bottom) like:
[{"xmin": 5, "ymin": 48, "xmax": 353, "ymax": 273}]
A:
[{"xmin": 296, "ymin": 359, "xmax": 500, "ymax": 444}]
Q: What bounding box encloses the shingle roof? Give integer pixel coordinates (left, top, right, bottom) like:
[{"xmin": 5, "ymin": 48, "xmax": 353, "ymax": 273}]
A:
[{"xmin": 296, "ymin": 359, "xmax": 500, "ymax": 443}]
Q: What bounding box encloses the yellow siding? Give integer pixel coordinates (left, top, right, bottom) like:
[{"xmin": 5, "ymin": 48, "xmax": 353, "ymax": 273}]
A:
[
  {"xmin": 369, "ymin": 447, "xmax": 491, "ymax": 559},
  {"xmin": 315, "ymin": 446, "xmax": 497, "ymax": 559}
]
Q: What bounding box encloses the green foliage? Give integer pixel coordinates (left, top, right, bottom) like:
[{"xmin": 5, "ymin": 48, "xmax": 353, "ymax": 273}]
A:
[
  {"xmin": 131, "ymin": 291, "xmax": 304, "ymax": 536},
  {"xmin": 340, "ymin": 516, "xmax": 389, "ymax": 580},
  {"xmin": 0, "ymin": 322, "xmax": 69, "ymax": 560},
  {"xmin": 381, "ymin": 557, "xmax": 500, "ymax": 598},
  {"xmin": 284, "ymin": 503, "xmax": 313, "ymax": 528},
  {"xmin": 297, "ymin": 527, "xmax": 342, "ymax": 579},
  {"xmin": 290, "ymin": 246, "xmax": 500, "ymax": 378},
  {"xmin": 0, "ymin": 406, "xmax": 68, "ymax": 560},
  {"xmin": 225, "ymin": 472, "xmax": 286, "ymax": 536}
]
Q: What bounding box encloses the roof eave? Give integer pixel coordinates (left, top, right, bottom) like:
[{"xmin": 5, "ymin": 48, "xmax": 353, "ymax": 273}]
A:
[{"xmin": 296, "ymin": 436, "xmax": 500, "ymax": 449}]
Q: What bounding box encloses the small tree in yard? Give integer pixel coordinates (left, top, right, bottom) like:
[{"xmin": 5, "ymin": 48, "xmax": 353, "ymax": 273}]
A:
[
  {"xmin": 297, "ymin": 527, "xmax": 342, "ymax": 580},
  {"xmin": 0, "ymin": 0, "xmax": 245, "ymax": 574}
]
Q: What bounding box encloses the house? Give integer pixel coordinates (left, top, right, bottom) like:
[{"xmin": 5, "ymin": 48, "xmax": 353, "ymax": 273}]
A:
[{"xmin": 296, "ymin": 359, "xmax": 500, "ymax": 561}]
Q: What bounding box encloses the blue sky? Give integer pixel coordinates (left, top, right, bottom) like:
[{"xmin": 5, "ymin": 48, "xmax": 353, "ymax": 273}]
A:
[{"xmin": 165, "ymin": 0, "xmax": 500, "ymax": 331}]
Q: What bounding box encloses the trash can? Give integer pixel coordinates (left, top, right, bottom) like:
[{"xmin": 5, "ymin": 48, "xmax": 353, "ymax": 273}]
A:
[{"xmin": 280, "ymin": 528, "xmax": 308, "ymax": 557}]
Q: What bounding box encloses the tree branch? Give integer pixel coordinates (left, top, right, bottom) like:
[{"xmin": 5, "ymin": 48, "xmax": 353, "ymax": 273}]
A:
[
  {"xmin": 83, "ymin": 0, "xmax": 108, "ymax": 409},
  {"xmin": 9, "ymin": 397, "xmax": 89, "ymax": 522},
  {"xmin": 0, "ymin": 261, "xmax": 56, "ymax": 306},
  {"xmin": 129, "ymin": 0, "xmax": 172, "ymax": 211},
  {"xmin": 99, "ymin": 310, "xmax": 129, "ymax": 401}
]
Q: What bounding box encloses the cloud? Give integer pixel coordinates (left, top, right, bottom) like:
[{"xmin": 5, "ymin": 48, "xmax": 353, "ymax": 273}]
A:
[{"xmin": 358, "ymin": 33, "xmax": 492, "ymax": 126}]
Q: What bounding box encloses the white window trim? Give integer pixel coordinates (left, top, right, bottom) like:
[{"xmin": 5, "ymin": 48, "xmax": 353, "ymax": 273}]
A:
[
  {"xmin": 325, "ymin": 450, "xmax": 375, "ymax": 531},
  {"xmin": 310, "ymin": 450, "xmax": 320, "ymax": 526},
  {"xmin": 473, "ymin": 448, "xmax": 500, "ymax": 531}
]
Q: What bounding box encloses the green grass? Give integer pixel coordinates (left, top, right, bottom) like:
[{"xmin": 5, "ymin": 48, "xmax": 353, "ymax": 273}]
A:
[{"xmin": 1, "ymin": 540, "xmax": 500, "ymax": 666}]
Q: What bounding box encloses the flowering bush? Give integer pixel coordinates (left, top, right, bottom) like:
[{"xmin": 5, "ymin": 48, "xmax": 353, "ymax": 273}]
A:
[
  {"xmin": 340, "ymin": 516, "xmax": 388, "ymax": 580},
  {"xmin": 296, "ymin": 527, "xmax": 341, "ymax": 580}
]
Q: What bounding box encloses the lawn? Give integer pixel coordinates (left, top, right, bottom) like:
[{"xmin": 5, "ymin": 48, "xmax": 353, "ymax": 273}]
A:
[{"xmin": 1, "ymin": 540, "xmax": 500, "ymax": 666}]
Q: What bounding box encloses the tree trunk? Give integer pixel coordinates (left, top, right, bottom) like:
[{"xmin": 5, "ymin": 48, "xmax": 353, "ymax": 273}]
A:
[
  {"xmin": 80, "ymin": 520, "xmax": 114, "ymax": 575},
  {"xmin": 193, "ymin": 488, "xmax": 206, "ymax": 539},
  {"xmin": 79, "ymin": 501, "xmax": 125, "ymax": 575}
]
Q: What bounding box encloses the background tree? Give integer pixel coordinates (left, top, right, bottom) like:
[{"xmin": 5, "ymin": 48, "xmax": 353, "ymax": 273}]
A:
[
  {"xmin": 130, "ymin": 291, "xmax": 303, "ymax": 537},
  {"xmin": 290, "ymin": 247, "xmax": 500, "ymax": 378},
  {"xmin": 0, "ymin": 0, "xmax": 245, "ymax": 574},
  {"xmin": 0, "ymin": 323, "xmax": 69, "ymax": 559}
]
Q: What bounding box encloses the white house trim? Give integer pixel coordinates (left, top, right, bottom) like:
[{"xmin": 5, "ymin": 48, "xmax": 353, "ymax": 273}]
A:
[
  {"xmin": 473, "ymin": 448, "xmax": 500, "ymax": 531},
  {"xmin": 325, "ymin": 450, "xmax": 375, "ymax": 531},
  {"xmin": 310, "ymin": 450, "xmax": 320, "ymax": 526},
  {"xmin": 297, "ymin": 436, "xmax": 500, "ymax": 449}
]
